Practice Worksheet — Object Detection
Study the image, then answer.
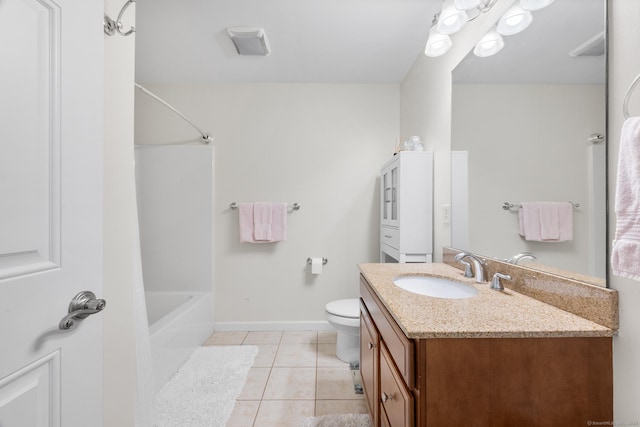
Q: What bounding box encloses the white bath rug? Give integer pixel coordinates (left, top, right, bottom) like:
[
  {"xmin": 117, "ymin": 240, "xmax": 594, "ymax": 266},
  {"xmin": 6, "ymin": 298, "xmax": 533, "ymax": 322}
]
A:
[
  {"xmin": 301, "ymin": 413, "xmax": 372, "ymax": 427},
  {"xmin": 156, "ymin": 345, "xmax": 258, "ymax": 427}
]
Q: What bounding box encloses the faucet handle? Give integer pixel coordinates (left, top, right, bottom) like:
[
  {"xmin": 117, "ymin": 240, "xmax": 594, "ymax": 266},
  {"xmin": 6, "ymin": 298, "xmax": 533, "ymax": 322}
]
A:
[
  {"xmin": 458, "ymin": 259, "xmax": 473, "ymax": 278},
  {"xmin": 491, "ymin": 273, "xmax": 511, "ymax": 291}
]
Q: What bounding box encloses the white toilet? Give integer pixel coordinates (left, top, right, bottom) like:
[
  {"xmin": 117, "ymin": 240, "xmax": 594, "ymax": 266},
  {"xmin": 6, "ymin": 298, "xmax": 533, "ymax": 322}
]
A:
[{"xmin": 325, "ymin": 299, "xmax": 360, "ymax": 363}]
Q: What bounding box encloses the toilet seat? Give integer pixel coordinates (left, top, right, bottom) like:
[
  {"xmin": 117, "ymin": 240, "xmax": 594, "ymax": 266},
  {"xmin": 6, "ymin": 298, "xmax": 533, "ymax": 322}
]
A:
[{"xmin": 325, "ymin": 299, "xmax": 359, "ymax": 319}]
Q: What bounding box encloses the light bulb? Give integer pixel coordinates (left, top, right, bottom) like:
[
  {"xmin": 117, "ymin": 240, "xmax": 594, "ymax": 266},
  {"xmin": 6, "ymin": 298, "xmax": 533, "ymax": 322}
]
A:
[
  {"xmin": 425, "ymin": 26, "xmax": 452, "ymax": 57},
  {"xmin": 473, "ymin": 29, "xmax": 504, "ymax": 57},
  {"xmin": 437, "ymin": 0, "xmax": 469, "ymax": 35},
  {"xmin": 520, "ymin": 0, "xmax": 554, "ymax": 11},
  {"xmin": 454, "ymin": 0, "xmax": 481, "ymax": 11},
  {"xmin": 497, "ymin": 5, "xmax": 533, "ymax": 36}
]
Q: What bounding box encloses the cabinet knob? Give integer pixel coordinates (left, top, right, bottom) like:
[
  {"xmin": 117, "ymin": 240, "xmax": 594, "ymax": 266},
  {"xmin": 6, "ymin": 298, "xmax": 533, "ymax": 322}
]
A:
[
  {"xmin": 381, "ymin": 392, "xmax": 393, "ymax": 403},
  {"xmin": 368, "ymin": 342, "xmax": 375, "ymax": 350}
]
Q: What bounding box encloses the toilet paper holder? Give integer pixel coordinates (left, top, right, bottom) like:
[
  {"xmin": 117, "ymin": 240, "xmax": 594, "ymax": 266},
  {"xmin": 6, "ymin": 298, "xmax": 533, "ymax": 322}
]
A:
[{"xmin": 307, "ymin": 257, "xmax": 328, "ymax": 266}]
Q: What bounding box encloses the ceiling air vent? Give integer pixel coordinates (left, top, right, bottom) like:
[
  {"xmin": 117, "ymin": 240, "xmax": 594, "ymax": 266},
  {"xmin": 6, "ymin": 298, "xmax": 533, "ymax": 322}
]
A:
[{"xmin": 226, "ymin": 27, "xmax": 271, "ymax": 56}]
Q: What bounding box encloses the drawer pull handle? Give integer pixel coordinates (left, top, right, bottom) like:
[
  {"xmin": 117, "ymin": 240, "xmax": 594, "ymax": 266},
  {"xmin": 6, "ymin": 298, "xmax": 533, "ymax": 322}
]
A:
[
  {"xmin": 368, "ymin": 342, "xmax": 375, "ymax": 350},
  {"xmin": 384, "ymin": 235, "xmax": 392, "ymax": 238},
  {"xmin": 381, "ymin": 392, "xmax": 393, "ymax": 403}
]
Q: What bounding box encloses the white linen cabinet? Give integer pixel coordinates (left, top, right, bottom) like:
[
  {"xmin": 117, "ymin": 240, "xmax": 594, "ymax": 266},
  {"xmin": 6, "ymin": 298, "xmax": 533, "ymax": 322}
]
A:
[{"xmin": 380, "ymin": 152, "xmax": 433, "ymax": 263}]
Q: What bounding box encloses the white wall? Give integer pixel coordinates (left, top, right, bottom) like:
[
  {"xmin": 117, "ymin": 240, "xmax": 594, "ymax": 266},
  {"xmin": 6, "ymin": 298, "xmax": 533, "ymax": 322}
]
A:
[
  {"xmin": 103, "ymin": 0, "xmax": 136, "ymax": 424},
  {"xmin": 135, "ymin": 83, "xmax": 398, "ymax": 325},
  {"xmin": 608, "ymin": 0, "xmax": 640, "ymax": 422},
  {"xmin": 452, "ymin": 84, "xmax": 605, "ymax": 274}
]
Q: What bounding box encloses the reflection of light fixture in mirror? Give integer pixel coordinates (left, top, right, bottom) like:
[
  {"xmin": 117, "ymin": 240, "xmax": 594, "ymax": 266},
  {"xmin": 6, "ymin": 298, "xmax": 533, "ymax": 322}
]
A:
[
  {"xmin": 437, "ymin": 0, "xmax": 469, "ymax": 35},
  {"xmin": 520, "ymin": 0, "xmax": 554, "ymax": 11},
  {"xmin": 497, "ymin": 5, "xmax": 533, "ymax": 36},
  {"xmin": 473, "ymin": 28, "xmax": 504, "ymax": 57},
  {"xmin": 454, "ymin": 0, "xmax": 481, "ymax": 11},
  {"xmin": 425, "ymin": 23, "xmax": 452, "ymax": 57}
]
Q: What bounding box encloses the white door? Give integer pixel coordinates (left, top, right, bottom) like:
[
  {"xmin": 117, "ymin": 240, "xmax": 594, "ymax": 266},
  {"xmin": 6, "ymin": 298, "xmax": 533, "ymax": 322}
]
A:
[{"xmin": 0, "ymin": 0, "xmax": 104, "ymax": 426}]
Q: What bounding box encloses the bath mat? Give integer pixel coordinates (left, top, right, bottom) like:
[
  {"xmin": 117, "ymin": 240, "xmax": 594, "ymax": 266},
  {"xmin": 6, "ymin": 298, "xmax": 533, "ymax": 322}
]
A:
[
  {"xmin": 301, "ymin": 413, "xmax": 372, "ymax": 427},
  {"xmin": 156, "ymin": 345, "xmax": 258, "ymax": 427}
]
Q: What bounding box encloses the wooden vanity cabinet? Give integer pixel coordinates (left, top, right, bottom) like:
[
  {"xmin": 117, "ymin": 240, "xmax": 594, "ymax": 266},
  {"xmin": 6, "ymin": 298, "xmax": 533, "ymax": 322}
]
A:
[{"xmin": 359, "ymin": 274, "xmax": 613, "ymax": 427}]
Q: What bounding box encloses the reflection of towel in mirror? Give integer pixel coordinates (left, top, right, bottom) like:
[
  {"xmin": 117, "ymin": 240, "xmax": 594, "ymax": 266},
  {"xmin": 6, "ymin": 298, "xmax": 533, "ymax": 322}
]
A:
[
  {"xmin": 612, "ymin": 117, "xmax": 640, "ymax": 280},
  {"xmin": 518, "ymin": 202, "xmax": 573, "ymax": 242}
]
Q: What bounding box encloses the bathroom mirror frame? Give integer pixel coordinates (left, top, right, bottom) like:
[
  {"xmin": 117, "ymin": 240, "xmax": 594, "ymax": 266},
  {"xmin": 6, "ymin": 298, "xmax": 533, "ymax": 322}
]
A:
[{"xmin": 449, "ymin": 0, "xmax": 608, "ymax": 287}]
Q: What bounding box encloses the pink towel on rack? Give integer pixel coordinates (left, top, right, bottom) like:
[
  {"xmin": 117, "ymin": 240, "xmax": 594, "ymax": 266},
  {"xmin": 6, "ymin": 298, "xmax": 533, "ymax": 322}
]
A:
[
  {"xmin": 519, "ymin": 202, "xmax": 573, "ymax": 242},
  {"xmin": 270, "ymin": 203, "xmax": 288, "ymax": 242},
  {"xmin": 238, "ymin": 203, "xmax": 255, "ymax": 243},
  {"xmin": 612, "ymin": 117, "xmax": 640, "ymax": 280},
  {"xmin": 253, "ymin": 202, "xmax": 273, "ymax": 241},
  {"xmin": 238, "ymin": 202, "xmax": 288, "ymax": 243}
]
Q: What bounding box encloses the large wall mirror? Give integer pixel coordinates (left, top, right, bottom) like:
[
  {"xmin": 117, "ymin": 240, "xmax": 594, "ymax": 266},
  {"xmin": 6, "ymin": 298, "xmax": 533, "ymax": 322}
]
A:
[{"xmin": 450, "ymin": 0, "xmax": 607, "ymax": 285}]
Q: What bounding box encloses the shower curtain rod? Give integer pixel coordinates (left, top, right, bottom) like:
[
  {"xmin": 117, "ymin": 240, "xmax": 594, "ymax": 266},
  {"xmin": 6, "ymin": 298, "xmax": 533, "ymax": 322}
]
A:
[{"xmin": 135, "ymin": 83, "xmax": 213, "ymax": 144}]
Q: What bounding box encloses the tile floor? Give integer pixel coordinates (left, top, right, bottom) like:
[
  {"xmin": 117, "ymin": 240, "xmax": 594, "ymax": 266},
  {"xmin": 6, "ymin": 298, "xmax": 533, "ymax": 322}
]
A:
[{"xmin": 203, "ymin": 330, "xmax": 368, "ymax": 427}]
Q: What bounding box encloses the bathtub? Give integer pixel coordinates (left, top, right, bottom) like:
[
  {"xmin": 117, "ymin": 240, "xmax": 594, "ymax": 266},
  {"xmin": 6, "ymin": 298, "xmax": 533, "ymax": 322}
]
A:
[{"xmin": 146, "ymin": 291, "xmax": 214, "ymax": 392}]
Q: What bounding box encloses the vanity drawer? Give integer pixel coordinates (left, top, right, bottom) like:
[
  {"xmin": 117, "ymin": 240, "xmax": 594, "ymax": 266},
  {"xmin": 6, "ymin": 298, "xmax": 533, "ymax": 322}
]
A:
[
  {"xmin": 380, "ymin": 343, "xmax": 414, "ymax": 427},
  {"xmin": 380, "ymin": 226, "xmax": 399, "ymax": 249},
  {"xmin": 360, "ymin": 275, "xmax": 414, "ymax": 388}
]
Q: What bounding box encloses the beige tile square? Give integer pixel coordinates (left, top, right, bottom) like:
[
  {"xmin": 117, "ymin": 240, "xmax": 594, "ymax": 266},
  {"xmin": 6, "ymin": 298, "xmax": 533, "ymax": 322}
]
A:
[
  {"xmin": 273, "ymin": 343, "xmax": 318, "ymax": 367},
  {"xmin": 316, "ymin": 368, "xmax": 365, "ymax": 400},
  {"xmin": 243, "ymin": 331, "xmax": 283, "ymax": 345},
  {"xmin": 203, "ymin": 331, "xmax": 248, "ymax": 345},
  {"xmin": 281, "ymin": 330, "xmax": 318, "ymax": 344},
  {"xmin": 317, "ymin": 343, "xmax": 349, "ymax": 367},
  {"xmin": 253, "ymin": 400, "xmax": 315, "ymax": 427},
  {"xmin": 252, "ymin": 344, "xmax": 278, "ymax": 368},
  {"xmin": 315, "ymin": 399, "xmax": 369, "ymax": 416},
  {"xmin": 225, "ymin": 400, "xmax": 260, "ymax": 427},
  {"xmin": 318, "ymin": 330, "xmax": 337, "ymax": 344},
  {"xmin": 263, "ymin": 367, "xmax": 316, "ymax": 400},
  {"xmin": 237, "ymin": 367, "xmax": 271, "ymax": 400}
]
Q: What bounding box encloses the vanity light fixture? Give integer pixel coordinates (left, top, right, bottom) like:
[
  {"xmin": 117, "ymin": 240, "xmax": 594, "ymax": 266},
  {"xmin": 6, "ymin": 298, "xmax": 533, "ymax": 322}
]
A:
[
  {"xmin": 453, "ymin": 0, "xmax": 482, "ymax": 11},
  {"xmin": 496, "ymin": 5, "xmax": 533, "ymax": 36},
  {"xmin": 425, "ymin": 15, "xmax": 453, "ymax": 57},
  {"xmin": 520, "ymin": 0, "xmax": 555, "ymax": 11},
  {"xmin": 437, "ymin": 0, "xmax": 469, "ymax": 35},
  {"xmin": 473, "ymin": 27, "xmax": 504, "ymax": 57}
]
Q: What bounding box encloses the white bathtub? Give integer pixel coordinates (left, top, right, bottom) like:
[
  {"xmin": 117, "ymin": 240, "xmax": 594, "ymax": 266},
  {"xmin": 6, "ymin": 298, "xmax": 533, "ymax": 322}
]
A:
[{"xmin": 146, "ymin": 291, "xmax": 214, "ymax": 392}]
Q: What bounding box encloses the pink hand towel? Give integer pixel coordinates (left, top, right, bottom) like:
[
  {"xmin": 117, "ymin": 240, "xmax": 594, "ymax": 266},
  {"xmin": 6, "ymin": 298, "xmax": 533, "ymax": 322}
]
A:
[
  {"xmin": 238, "ymin": 203, "xmax": 255, "ymax": 243},
  {"xmin": 612, "ymin": 117, "xmax": 640, "ymax": 280},
  {"xmin": 519, "ymin": 202, "xmax": 542, "ymax": 241},
  {"xmin": 519, "ymin": 202, "xmax": 573, "ymax": 242},
  {"xmin": 556, "ymin": 202, "xmax": 573, "ymax": 242},
  {"xmin": 270, "ymin": 202, "xmax": 288, "ymax": 242},
  {"xmin": 538, "ymin": 202, "xmax": 560, "ymax": 240},
  {"xmin": 253, "ymin": 202, "xmax": 272, "ymax": 241}
]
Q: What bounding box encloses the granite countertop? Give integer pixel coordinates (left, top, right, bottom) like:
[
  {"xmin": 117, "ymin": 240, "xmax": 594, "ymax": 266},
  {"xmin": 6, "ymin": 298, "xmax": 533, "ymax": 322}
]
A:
[{"xmin": 358, "ymin": 263, "xmax": 615, "ymax": 339}]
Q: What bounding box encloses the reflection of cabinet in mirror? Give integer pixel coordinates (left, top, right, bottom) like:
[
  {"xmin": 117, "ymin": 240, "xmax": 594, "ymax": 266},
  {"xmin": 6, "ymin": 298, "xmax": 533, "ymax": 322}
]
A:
[{"xmin": 379, "ymin": 152, "xmax": 433, "ymax": 263}]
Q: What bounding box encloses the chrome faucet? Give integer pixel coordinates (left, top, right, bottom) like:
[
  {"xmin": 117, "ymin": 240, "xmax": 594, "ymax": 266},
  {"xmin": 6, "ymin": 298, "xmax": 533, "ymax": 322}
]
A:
[
  {"xmin": 507, "ymin": 252, "xmax": 537, "ymax": 265},
  {"xmin": 454, "ymin": 252, "xmax": 486, "ymax": 283}
]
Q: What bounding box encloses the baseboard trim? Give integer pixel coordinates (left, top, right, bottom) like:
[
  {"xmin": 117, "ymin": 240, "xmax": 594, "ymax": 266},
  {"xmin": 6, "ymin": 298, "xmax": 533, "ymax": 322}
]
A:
[{"xmin": 213, "ymin": 320, "xmax": 334, "ymax": 331}]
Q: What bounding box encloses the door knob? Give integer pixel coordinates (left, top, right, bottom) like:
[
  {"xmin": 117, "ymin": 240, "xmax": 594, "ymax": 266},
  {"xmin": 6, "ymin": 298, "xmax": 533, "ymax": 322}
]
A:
[{"xmin": 59, "ymin": 291, "xmax": 106, "ymax": 330}]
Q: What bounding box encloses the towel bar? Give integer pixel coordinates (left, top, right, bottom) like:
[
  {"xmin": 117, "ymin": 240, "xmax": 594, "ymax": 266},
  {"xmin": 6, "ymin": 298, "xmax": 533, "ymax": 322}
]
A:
[
  {"xmin": 230, "ymin": 202, "xmax": 300, "ymax": 211},
  {"xmin": 502, "ymin": 201, "xmax": 579, "ymax": 211}
]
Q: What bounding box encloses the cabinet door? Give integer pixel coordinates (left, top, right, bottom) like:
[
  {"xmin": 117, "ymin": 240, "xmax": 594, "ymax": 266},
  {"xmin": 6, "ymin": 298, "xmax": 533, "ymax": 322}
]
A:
[
  {"xmin": 390, "ymin": 164, "xmax": 399, "ymax": 226},
  {"xmin": 360, "ymin": 302, "xmax": 379, "ymax": 426},
  {"xmin": 381, "ymin": 160, "xmax": 399, "ymax": 228},
  {"xmin": 380, "ymin": 343, "xmax": 414, "ymax": 427}
]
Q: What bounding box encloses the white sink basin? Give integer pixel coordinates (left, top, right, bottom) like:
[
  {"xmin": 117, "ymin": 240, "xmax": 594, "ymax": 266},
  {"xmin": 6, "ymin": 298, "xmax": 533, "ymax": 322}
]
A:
[{"xmin": 393, "ymin": 276, "xmax": 479, "ymax": 299}]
